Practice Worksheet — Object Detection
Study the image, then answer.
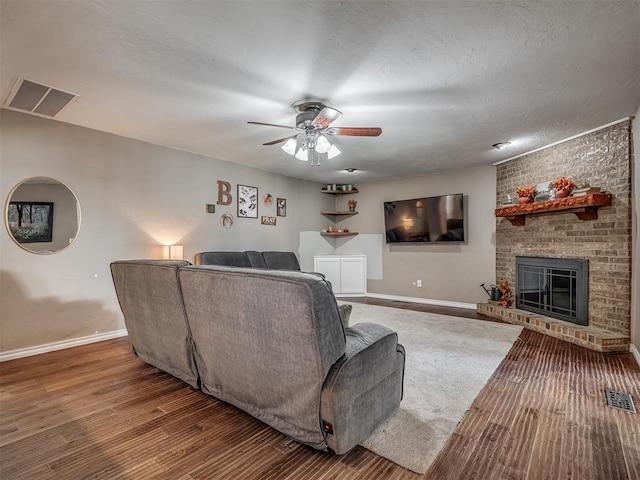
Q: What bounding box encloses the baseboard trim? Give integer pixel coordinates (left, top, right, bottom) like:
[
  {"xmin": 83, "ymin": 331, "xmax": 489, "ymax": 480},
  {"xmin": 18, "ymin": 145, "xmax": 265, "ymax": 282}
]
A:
[
  {"xmin": 631, "ymin": 344, "xmax": 640, "ymax": 368},
  {"xmin": 0, "ymin": 329, "xmax": 128, "ymax": 362},
  {"xmin": 365, "ymin": 292, "xmax": 476, "ymax": 310}
]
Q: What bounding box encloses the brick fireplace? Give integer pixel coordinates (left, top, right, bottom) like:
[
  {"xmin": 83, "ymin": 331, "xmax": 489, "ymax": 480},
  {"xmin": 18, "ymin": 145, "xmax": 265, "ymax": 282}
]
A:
[{"xmin": 478, "ymin": 120, "xmax": 632, "ymax": 352}]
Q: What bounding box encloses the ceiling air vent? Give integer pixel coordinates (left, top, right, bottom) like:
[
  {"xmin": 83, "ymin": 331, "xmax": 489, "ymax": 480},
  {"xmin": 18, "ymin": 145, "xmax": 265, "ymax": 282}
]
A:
[{"xmin": 3, "ymin": 77, "xmax": 78, "ymax": 118}]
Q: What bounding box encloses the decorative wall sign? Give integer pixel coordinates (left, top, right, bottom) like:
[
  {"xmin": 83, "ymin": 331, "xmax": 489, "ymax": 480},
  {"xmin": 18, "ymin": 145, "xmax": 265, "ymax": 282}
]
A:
[
  {"xmin": 261, "ymin": 216, "xmax": 276, "ymax": 226},
  {"xmin": 263, "ymin": 193, "xmax": 273, "ymax": 207},
  {"xmin": 277, "ymin": 197, "xmax": 286, "ymax": 217},
  {"xmin": 217, "ymin": 180, "xmax": 232, "ymax": 205},
  {"xmin": 237, "ymin": 184, "xmax": 258, "ymax": 218},
  {"xmin": 7, "ymin": 202, "xmax": 54, "ymax": 243},
  {"xmin": 220, "ymin": 213, "xmax": 234, "ymax": 228}
]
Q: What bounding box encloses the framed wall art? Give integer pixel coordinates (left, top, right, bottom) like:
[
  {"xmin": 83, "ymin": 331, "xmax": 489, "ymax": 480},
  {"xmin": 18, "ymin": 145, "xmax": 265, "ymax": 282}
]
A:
[
  {"xmin": 277, "ymin": 197, "xmax": 286, "ymax": 217},
  {"xmin": 7, "ymin": 201, "xmax": 54, "ymax": 243},
  {"xmin": 261, "ymin": 216, "xmax": 276, "ymax": 226},
  {"xmin": 237, "ymin": 185, "xmax": 258, "ymax": 218}
]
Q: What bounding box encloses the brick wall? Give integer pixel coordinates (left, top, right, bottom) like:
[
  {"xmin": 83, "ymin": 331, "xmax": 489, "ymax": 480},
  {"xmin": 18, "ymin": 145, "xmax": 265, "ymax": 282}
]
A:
[{"xmin": 496, "ymin": 120, "xmax": 632, "ymax": 336}]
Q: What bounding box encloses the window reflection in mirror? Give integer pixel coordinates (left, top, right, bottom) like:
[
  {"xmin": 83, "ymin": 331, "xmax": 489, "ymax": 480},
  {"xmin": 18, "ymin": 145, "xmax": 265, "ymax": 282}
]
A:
[{"xmin": 5, "ymin": 177, "xmax": 80, "ymax": 254}]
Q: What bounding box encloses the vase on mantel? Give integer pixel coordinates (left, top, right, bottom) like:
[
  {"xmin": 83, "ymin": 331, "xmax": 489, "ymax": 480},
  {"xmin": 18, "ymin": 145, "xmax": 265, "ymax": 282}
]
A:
[
  {"xmin": 555, "ymin": 188, "xmax": 571, "ymax": 199},
  {"xmin": 518, "ymin": 197, "xmax": 532, "ymax": 204}
]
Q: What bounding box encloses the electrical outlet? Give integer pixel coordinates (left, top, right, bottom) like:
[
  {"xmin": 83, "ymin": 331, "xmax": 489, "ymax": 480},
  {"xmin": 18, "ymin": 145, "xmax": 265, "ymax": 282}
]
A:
[{"xmin": 416, "ymin": 280, "xmax": 422, "ymax": 287}]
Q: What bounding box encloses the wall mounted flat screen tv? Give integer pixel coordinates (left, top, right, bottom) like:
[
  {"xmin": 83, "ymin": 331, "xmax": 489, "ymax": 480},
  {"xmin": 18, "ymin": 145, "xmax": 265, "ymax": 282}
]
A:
[{"xmin": 384, "ymin": 193, "xmax": 465, "ymax": 243}]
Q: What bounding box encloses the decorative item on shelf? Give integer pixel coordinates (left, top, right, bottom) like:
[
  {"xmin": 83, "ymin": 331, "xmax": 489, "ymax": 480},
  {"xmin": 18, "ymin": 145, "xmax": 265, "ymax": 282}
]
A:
[
  {"xmin": 534, "ymin": 181, "xmax": 552, "ymax": 202},
  {"xmin": 516, "ymin": 185, "xmax": 536, "ymax": 204},
  {"xmin": 552, "ymin": 176, "xmax": 576, "ymax": 198},
  {"xmin": 572, "ymin": 186, "xmax": 601, "ymax": 197},
  {"xmin": 348, "ymin": 199, "xmax": 357, "ymax": 212},
  {"xmin": 497, "ymin": 281, "xmax": 512, "ymax": 308}
]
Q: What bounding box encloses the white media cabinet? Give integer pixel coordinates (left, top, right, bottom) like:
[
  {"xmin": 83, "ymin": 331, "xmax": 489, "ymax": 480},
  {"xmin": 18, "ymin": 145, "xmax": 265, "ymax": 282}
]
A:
[{"xmin": 313, "ymin": 255, "xmax": 367, "ymax": 296}]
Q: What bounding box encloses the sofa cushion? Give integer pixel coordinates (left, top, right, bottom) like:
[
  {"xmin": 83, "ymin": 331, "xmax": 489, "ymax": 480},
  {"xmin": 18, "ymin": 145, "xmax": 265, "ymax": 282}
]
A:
[
  {"xmin": 261, "ymin": 251, "xmax": 301, "ymax": 270},
  {"xmin": 194, "ymin": 251, "xmax": 251, "ymax": 267},
  {"xmin": 245, "ymin": 250, "xmax": 267, "ymax": 268}
]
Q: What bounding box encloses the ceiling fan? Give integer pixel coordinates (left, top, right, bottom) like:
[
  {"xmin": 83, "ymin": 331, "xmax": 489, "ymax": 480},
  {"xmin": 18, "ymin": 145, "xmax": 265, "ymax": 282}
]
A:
[{"xmin": 248, "ymin": 99, "xmax": 382, "ymax": 166}]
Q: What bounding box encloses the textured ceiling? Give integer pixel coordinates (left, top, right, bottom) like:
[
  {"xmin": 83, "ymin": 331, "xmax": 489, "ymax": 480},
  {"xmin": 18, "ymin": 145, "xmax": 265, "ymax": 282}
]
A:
[{"xmin": 1, "ymin": 1, "xmax": 639, "ymax": 183}]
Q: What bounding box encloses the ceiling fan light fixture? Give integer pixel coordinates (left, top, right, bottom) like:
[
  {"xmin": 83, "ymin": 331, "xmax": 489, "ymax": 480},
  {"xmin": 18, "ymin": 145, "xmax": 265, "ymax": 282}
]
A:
[
  {"xmin": 295, "ymin": 147, "xmax": 308, "ymax": 161},
  {"xmin": 281, "ymin": 138, "xmax": 297, "ymax": 155},
  {"xmin": 327, "ymin": 143, "xmax": 341, "ymax": 159},
  {"xmin": 315, "ymin": 135, "xmax": 332, "ymax": 154},
  {"xmin": 249, "ymin": 99, "xmax": 377, "ymax": 166}
]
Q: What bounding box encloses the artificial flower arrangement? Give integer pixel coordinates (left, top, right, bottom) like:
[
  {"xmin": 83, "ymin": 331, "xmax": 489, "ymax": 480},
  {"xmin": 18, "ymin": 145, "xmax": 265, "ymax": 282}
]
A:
[
  {"xmin": 552, "ymin": 176, "xmax": 576, "ymax": 192},
  {"xmin": 498, "ymin": 281, "xmax": 512, "ymax": 308},
  {"xmin": 516, "ymin": 185, "xmax": 536, "ymax": 199},
  {"xmin": 348, "ymin": 199, "xmax": 357, "ymax": 211}
]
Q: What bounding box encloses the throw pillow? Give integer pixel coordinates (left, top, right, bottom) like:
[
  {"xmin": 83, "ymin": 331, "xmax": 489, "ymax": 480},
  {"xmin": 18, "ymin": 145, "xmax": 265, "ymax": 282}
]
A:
[{"xmin": 338, "ymin": 304, "xmax": 352, "ymax": 329}]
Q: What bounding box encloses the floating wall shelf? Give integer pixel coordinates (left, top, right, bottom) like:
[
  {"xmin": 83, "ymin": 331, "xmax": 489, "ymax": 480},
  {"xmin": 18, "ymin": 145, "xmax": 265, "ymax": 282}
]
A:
[
  {"xmin": 321, "ymin": 210, "xmax": 359, "ymax": 217},
  {"xmin": 494, "ymin": 193, "xmax": 612, "ymax": 226},
  {"xmin": 321, "ymin": 189, "xmax": 359, "ymax": 195},
  {"xmin": 320, "ymin": 232, "xmax": 359, "ymax": 237},
  {"xmin": 320, "ymin": 185, "xmax": 359, "ymax": 238}
]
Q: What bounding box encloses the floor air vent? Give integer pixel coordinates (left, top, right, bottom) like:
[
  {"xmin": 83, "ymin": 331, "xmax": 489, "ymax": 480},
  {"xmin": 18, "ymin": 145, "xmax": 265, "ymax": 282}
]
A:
[
  {"xmin": 3, "ymin": 77, "xmax": 78, "ymax": 118},
  {"xmin": 605, "ymin": 389, "xmax": 636, "ymax": 413}
]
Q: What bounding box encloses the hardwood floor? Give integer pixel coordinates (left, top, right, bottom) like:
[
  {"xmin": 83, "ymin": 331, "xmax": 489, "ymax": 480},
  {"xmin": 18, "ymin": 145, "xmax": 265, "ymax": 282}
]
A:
[{"xmin": 1, "ymin": 299, "xmax": 638, "ymax": 479}]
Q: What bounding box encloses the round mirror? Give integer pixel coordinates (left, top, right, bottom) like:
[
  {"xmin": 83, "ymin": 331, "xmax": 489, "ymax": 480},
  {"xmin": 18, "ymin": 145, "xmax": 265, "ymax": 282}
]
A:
[{"xmin": 5, "ymin": 176, "xmax": 81, "ymax": 255}]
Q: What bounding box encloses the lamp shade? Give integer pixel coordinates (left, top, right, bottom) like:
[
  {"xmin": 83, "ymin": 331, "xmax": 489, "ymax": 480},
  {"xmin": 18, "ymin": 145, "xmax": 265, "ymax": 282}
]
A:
[{"xmin": 162, "ymin": 244, "xmax": 184, "ymax": 260}]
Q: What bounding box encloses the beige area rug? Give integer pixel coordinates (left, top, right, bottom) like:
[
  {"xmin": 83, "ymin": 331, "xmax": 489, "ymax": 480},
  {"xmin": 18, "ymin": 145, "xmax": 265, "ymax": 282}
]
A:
[{"xmin": 347, "ymin": 302, "xmax": 523, "ymax": 474}]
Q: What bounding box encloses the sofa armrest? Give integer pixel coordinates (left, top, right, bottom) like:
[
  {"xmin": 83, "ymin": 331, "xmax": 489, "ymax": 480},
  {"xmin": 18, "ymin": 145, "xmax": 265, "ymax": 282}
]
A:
[{"xmin": 320, "ymin": 322, "xmax": 405, "ymax": 454}]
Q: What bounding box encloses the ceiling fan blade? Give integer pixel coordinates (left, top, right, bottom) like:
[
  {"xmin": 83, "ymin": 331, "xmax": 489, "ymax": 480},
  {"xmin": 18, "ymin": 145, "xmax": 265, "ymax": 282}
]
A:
[
  {"xmin": 248, "ymin": 121, "xmax": 295, "ymax": 130},
  {"xmin": 262, "ymin": 135, "xmax": 296, "ymax": 146},
  {"xmin": 329, "ymin": 127, "xmax": 382, "ymax": 137},
  {"xmin": 312, "ymin": 107, "xmax": 342, "ymax": 128}
]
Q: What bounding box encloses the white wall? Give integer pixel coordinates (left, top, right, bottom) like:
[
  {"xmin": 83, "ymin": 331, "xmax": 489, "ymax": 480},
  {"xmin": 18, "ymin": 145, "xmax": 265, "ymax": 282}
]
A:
[
  {"xmin": 0, "ymin": 110, "xmax": 331, "ymax": 352},
  {"xmin": 326, "ymin": 167, "xmax": 497, "ymax": 305},
  {"xmin": 0, "ymin": 109, "xmax": 499, "ymax": 354}
]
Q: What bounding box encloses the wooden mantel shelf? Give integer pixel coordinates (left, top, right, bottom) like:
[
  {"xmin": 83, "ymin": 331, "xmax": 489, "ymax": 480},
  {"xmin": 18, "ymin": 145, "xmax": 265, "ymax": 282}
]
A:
[{"xmin": 494, "ymin": 193, "xmax": 612, "ymax": 226}]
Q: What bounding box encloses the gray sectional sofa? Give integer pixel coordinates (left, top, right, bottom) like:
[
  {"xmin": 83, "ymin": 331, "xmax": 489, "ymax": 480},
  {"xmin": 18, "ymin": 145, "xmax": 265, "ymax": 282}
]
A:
[
  {"xmin": 110, "ymin": 259, "xmax": 405, "ymax": 454},
  {"xmin": 194, "ymin": 250, "xmax": 301, "ymax": 271}
]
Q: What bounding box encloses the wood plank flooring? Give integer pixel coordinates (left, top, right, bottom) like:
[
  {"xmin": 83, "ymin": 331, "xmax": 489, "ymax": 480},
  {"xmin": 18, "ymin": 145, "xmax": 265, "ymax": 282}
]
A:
[{"xmin": 1, "ymin": 298, "xmax": 638, "ymax": 479}]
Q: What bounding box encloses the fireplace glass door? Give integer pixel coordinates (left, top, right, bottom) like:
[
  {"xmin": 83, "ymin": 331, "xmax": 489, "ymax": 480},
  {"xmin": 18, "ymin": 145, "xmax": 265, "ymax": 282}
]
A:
[{"xmin": 516, "ymin": 257, "xmax": 588, "ymax": 326}]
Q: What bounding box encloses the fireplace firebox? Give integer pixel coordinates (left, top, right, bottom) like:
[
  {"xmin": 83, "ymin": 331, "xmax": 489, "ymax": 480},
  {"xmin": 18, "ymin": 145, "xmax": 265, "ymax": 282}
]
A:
[{"xmin": 515, "ymin": 256, "xmax": 588, "ymax": 326}]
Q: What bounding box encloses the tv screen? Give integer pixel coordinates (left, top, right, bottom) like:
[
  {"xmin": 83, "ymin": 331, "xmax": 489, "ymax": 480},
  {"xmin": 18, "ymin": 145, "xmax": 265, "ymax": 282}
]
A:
[{"xmin": 384, "ymin": 193, "xmax": 465, "ymax": 243}]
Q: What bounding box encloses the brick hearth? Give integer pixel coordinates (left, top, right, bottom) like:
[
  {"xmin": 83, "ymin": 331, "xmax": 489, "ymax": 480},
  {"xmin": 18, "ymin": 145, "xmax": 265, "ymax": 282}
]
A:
[{"xmin": 477, "ymin": 302, "xmax": 629, "ymax": 353}]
